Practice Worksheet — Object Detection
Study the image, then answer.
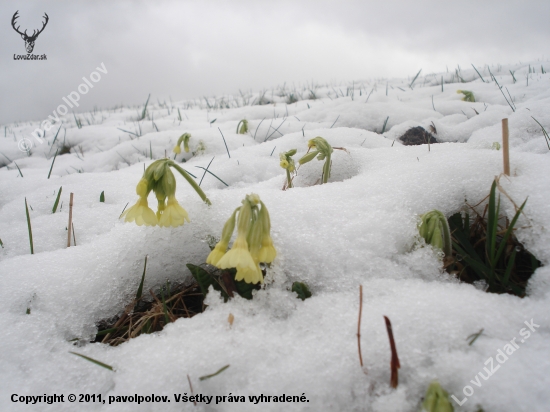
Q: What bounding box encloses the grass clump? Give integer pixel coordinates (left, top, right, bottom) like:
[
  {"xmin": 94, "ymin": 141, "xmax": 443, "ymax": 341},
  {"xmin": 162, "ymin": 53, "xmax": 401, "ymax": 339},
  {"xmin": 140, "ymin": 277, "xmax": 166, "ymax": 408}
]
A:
[{"xmin": 446, "ymin": 180, "xmax": 539, "ymax": 296}]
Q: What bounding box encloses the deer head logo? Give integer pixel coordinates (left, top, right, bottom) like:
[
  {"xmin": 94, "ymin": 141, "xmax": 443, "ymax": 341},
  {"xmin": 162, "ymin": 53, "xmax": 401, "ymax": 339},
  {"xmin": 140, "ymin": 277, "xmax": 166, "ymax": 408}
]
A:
[{"xmin": 11, "ymin": 11, "xmax": 49, "ymax": 54}]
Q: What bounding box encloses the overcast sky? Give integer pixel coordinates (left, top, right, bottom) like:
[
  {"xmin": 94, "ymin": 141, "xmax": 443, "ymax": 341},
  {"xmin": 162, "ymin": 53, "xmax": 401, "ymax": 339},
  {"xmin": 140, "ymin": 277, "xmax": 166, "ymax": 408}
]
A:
[{"xmin": 1, "ymin": 0, "xmax": 548, "ymax": 125}]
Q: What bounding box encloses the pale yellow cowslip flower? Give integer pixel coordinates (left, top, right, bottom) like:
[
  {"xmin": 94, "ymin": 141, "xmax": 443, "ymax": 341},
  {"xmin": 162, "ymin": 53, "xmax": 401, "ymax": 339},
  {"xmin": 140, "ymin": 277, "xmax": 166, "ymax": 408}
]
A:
[
  {"xmin": 122, "ymin": 178, "xmax": 157, "ymax": 226},
  {"xmin": 122, "ymin": 197, "xmax": 157, "ymax": 226},
  {"xmin": 206, "ymin": 207, "xmax": 239, "ymax": 266},
  {"xmin": 257, "ymin": 201, "xmax": 276, "ymax": 263},
  {"xmin": 158, "ymin": 195, "xmax": 190, "ymax": 227},
  {"xmin": 215, "ymin": 198, "xmax": 263, "ymax": 284},
  {"xmin": 217, "ymin": 235, "xmax": 263, "ymax": 284},
  {"xmin": 173, "ymin": 145, "xmax": 182, "ymax": 154}
]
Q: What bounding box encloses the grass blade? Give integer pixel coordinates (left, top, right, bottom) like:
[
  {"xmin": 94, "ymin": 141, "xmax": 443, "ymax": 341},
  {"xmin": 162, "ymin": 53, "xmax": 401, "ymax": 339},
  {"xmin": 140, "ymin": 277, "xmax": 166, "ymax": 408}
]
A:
[
  {"xmin": 100, "ymin": 191, "xmax": 105, "ymax": 202},
  {"xmin": 381, "ymin": 116, "xmax": 390, "ymax": 134},
  {"xmin": 194, "ymin": 166, "xmax": 229, "ymax": 186},
  {"xmin": 502, "ymin": 248, "xmax": 517, "ymax": 288},
  {"xmin": 486, "ymin": 181, "xmax": 498, "ymax": 266},
  {"xmin": 14, "ymin": 161, "xmax": 23, "ymax": 177},
  {"xmin": 47, "ymin": 149, "xmax": 59, "ymax": 179},
  {"xmin": 494, "ymin": 198, "xmax": 527, "ymax": 264},
  {"xmin": 199, "ymin": 365, "xmax": 230, "ymax": 381},
  {"xmin": 471, "ymin": 64, "xmax": 486, "ymax": 82},
  {"xmin": 119, "ymin": 202, "xmax": 129, "ymax": 219},
  {"xmin": 136, "ymin": 255, "xmax": 148, "ymax": 301},
  {"xmin": 52, "ymin": 186, "xmax": 62, "ymax": 213},
  {"xmin": 25, "ymin": 198, "xmax": 34, "ymax": 254},
  {"xmin": 218, "ymin": 127, "xmax": 230, "ymax": 158},
  {"xmin": 531, "ymin": 116, "xmax": 550, "ymax": 150},
  {"xmin": 409, "ymin": 69, "xmax": 422, "ymax": 89},
  {"xmin": 140, "ymin": 94, "xmax": 150, "ymax": 120},
  {"xmin": 69, "ymin": 352, "xmax": 114, "ymax": 371}
]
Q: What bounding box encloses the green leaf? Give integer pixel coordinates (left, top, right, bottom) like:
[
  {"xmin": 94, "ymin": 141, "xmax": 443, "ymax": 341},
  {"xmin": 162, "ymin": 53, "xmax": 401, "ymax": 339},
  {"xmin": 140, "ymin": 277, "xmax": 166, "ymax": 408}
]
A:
[
  {"xmin": 291, "ymin": 282, "xmax": 312, "ymax": 300},
  {"xmin": 52, "ymin": 186, "xmax": 62, "ymax": 213},
  {"xmin": 99, "ymin": 191, "xmax": 105, "ymax": 203},
  {"xmin": 234, "ymin": 278, "xmax": 259, "ymax": 300},
  {"xmin": 187, "ymin": 264, "xmax": 215, "ymax": 296},
  {"xmin": 199, "ymin": 364, "xmax": 229, "ymax": 381},
  {"xmin": 502, "ymin": 248, "xmax": 517, "ymax": 288},
  {"xmin": 70, "ymin": 352, "xmax": 114, "ymax": 371}
]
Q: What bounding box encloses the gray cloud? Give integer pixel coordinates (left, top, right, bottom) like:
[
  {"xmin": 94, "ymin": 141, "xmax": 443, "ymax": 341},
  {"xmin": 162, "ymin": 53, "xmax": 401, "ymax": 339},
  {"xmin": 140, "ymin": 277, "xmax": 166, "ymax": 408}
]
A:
[{"xmin": 1, "ymin": 0, "xmax": 548, "ymax": 124}]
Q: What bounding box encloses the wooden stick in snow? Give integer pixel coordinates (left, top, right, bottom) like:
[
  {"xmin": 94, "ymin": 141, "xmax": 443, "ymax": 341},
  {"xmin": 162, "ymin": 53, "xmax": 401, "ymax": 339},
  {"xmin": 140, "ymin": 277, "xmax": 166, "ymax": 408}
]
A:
[
  {"xmin": 67, "ymin": 193, "xmax": 74, "ymax": 247},
  {"xmin": 502, "ymin": 118, "xmax": 510, "ymax": 176}
]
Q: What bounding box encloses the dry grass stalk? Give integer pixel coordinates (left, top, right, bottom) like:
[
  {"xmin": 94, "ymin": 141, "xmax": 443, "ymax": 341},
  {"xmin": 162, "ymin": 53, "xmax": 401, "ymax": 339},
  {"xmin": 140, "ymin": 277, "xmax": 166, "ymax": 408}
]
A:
[
  {"xmin": 96, "ymin": 282, "xmax": 204, "ymax": 346},
  {"xmin": 357, "ymin": 285, "xmax": 365, "ymax": 369},
  {"xmin": 384, "ymin": 316, "xmax": 400, "ymax": 388}
]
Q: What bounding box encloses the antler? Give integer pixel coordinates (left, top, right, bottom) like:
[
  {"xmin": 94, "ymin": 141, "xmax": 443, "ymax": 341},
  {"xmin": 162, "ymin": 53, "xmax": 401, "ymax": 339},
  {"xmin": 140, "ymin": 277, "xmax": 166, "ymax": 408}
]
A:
[
  {"xmin": 11, "ymin": 11, "xmax": 49, "ymax": 40},
  {"xmin": 11, "ymin": 11, "xmax": 26, "ymax": 37},
  {"xmin": 32, "ymin": 13, "xmax": 49, "ymax": 38}
]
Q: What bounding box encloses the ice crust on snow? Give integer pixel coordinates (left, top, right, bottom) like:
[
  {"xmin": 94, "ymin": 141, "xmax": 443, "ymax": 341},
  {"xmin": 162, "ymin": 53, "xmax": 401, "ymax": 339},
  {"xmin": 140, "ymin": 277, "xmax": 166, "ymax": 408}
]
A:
[{"xmin": 1, "ymin": 61, "xmax": 550, "ymax": 411}]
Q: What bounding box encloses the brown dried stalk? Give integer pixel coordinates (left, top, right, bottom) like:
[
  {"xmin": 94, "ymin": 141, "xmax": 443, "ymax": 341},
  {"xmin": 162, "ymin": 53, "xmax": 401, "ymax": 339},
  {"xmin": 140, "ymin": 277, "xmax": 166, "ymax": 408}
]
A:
[
  {"xmin": 357, "ymin": 285, "xmax": 364, "ymax": 368},
  {"xmin": 384, "ymin": 316, "xmax": 400, "ymax": 388}
]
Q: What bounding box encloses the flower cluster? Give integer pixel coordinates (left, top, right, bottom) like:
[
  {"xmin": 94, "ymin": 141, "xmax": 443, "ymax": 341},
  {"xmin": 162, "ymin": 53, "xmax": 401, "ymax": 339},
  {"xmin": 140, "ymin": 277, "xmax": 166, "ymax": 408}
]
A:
[
  {"xmin": 279, "ymin": 149, "xmax": 297, "ymax": 188},
  {"xmin": 206, "ymin": 194, "xmax": 276, "ymax": 284},
  {"xmin": 121, "ymin": 159, "xmax": 211, "ymax": 227},
  {"xmin": 173, "ymin": 133, "xmax": 191, "ymax": 154},
  {"xmin": 298, "ymin": 136, "xmax": 333, "ymax": 184}
]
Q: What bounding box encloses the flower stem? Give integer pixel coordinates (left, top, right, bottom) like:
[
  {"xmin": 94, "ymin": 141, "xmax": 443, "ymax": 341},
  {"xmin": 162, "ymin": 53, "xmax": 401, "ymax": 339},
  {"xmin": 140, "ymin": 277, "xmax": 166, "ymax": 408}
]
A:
[
  {"xmin": 286, "ymin": 169, "xmax": 293, "ymax": 188},
  {"xmin": 169, "ymin": 162, "xmax": 212, "ymax": 205},
  {"xmin": 322, "ymin": 153, "xmax": 331, "ymax": 184}
]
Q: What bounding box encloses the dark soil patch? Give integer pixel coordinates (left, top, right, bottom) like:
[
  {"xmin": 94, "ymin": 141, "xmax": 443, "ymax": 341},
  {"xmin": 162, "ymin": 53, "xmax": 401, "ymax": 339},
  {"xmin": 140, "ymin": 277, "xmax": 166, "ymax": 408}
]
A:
[{"xmin": 399, "ymin": 126, "xmax": 438, "ymax": 146}]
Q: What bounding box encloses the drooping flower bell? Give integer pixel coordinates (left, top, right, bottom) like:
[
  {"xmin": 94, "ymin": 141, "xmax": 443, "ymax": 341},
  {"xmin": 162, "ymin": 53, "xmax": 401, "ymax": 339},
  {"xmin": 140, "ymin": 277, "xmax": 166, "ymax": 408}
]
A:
[
  {"xmin": 298, "ymin": 136, "xmax": 333, "ymax": 184},
  {"xmin": 121, "ymin": 159, "xmax": 211, "ymax": 228},
  {"xmin": 121, "ymin": 178, "xmax": 158, "ymax": 226},
  {"xmin": 173, "ymin": 133, "xmax": 191, "ymax": 154},
  {"xmin": 206, "ymin": 194, "xmax": 276, "ymax": 284}
]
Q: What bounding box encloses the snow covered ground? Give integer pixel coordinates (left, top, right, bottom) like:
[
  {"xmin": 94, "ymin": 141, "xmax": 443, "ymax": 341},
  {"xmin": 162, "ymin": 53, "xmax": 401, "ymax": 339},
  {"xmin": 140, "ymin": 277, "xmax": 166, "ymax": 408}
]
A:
[{"xmin": 1, "ymin": 61, "xmax": 549, "ymax": 411}]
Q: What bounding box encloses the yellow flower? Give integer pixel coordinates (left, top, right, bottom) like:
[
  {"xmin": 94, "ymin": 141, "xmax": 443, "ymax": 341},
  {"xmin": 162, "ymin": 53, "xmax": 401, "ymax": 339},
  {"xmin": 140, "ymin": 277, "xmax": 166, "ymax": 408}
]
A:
[
  {"xmin": 158, "ymin": 195, "xmax": 190, "ymax": 227},
  {"xmin": 280, "ymin": 159, "xmax": 289, "ymax": 169},
  {"xmin": 136, "ymin": 178, "xmax": 149, "ymax": 197},
  {"xmin": 258, "ymin": 236, "xmax": 277, "ymax": 263},
  {"xmin": 206, "ymin": 240, "xmax": 228, "ymax": 266},
  {"xmin": 217, "ymin": 235, "xmax": 263, "ymax": 284},
  {"xmin": 173, "ymin": 145, "xmax": 182, "ymax": 154},
  {"xmin": 122, "ymin": 197, "xmax": 157, "ymax": 226}
]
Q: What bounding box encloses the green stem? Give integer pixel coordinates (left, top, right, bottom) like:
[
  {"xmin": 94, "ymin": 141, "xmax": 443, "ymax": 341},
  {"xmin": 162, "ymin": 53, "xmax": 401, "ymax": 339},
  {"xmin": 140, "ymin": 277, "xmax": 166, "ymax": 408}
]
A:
[
  {"xmin": 322, "ymin": 153, "xmax": 331, "ymax": 184},
  {"xmin": 169, "ymin": 162, "xmax": 212, "ymax": 205},
  {"xmin": 286, "ymin": 169, "xmax": 293, "ymax": 188}
]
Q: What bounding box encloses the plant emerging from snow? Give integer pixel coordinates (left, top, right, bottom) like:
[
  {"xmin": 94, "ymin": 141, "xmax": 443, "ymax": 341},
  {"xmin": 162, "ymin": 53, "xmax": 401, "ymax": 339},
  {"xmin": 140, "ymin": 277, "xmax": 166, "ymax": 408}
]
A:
[
  {"xmin": 173, "ymin": 132, "xmax": 191, "ymax": 154},
  {"xmin": 279, "ymin": 148, "xmax": 297, "ymax": 188},
  {"xmin": 236, "ymin": 119, "xmax": 248, "ymax": 134},
  {"xmin": 121, "ymin": 159, "xmax": 211, "ymax": 227},
  {"xmin": 298, "ymin": 136, "xmax": 333, "ymax": 184},
  {"xmin": 207, "ymin": 193, "xmax": 276, "ymax": 284},
  {"xmin": 457, "ymin": 90, "xmax": 475, "ymax": 102},
  {"xmin": 421, "ymin": 381, "xmax": 454, "ymax": 412},
  {"xmin": 418, "ymin": 210, "xmax": 452, "ymax": 257}
]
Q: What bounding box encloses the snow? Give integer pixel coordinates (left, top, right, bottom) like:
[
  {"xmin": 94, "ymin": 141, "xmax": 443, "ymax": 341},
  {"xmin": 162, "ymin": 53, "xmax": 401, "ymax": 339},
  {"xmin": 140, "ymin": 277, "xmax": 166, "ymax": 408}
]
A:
[{"xmin": 1, "ymin": 61, "xmax": 550, "ymax": 411}]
